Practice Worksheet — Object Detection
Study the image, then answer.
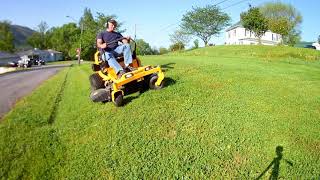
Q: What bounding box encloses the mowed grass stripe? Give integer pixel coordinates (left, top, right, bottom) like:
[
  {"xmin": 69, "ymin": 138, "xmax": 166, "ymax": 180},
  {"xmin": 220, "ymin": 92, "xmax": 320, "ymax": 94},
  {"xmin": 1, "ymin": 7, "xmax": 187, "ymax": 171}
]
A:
[{"xmin": 0, "ymin": 68, "xmax": 69, "ymax": 179}]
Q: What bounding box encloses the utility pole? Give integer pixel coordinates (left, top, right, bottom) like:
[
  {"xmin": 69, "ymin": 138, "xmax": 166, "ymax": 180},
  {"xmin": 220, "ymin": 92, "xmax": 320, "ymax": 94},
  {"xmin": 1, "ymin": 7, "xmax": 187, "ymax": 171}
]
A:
[
  {"xmin": 66, "ymin": 15, "xmax": 82, "ymax": 65},
  {"xmin": 134, "ymin": 24, "xmax": 137, "ymax": 40}
]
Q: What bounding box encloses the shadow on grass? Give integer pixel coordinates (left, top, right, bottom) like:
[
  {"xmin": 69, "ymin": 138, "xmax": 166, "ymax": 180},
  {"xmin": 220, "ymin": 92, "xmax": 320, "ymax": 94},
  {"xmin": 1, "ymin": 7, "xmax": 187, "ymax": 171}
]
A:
[
  {"xmin": 163, "ymin": 77, "xmax": 176, "ymax": 87},
  {"xmin": 121, "ymin": 77, "xmax": 177, "ymax": 106},
  {"xmin": 161, "ymin": 63, "xmax": 176, "ymax": 72},
  {"xmin": 256, "ymin": 146, "xmax": 293, "ymax": 180}
]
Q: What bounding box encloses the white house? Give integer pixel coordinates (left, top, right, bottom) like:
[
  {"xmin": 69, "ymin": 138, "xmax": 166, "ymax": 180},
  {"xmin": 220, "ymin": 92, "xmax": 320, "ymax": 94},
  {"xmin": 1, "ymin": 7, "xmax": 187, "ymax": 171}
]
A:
[{"xmin": 225, "ymin": 22, "xmax": 282, "ymax": 45}]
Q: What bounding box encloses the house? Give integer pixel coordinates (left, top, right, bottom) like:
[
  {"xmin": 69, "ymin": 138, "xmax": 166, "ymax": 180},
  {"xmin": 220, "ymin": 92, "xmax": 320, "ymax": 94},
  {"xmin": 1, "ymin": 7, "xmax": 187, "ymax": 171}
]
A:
[
  {"xmin": 0, "ymin": 51, "xmax": 20, "ymax": 66},
  {"xmin": 225, "ymin": 22, "xmax": 282, "ymax": 45},
  {"xmin": 17, "ymin": 48, "xmax": 63, "ymax": 62},
  {"xmin": 46, "ymin": 49, "xmax": 64, "ymax": 61}
]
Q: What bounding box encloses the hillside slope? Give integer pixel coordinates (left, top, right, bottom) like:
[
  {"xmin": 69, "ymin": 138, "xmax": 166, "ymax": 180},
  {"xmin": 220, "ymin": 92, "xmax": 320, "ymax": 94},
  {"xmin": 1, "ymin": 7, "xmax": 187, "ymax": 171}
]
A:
[
  {"xmin": 10, "ymin": 24, "xmax": 35, "ymax": 49},
  {"xmin": 172, "ymin": 45, "xmax": 320, "ymax": 61}
]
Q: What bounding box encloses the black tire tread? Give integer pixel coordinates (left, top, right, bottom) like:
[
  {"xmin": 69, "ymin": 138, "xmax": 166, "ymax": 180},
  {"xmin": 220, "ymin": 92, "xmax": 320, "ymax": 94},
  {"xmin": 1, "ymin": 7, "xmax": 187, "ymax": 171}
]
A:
[
  {"xmin": 149, "ymin": 75, "xmax": 164, "ymax": 90},
  {"xmin": 89, "ymin": 73, "xmax": 105, "ymax": 91}
]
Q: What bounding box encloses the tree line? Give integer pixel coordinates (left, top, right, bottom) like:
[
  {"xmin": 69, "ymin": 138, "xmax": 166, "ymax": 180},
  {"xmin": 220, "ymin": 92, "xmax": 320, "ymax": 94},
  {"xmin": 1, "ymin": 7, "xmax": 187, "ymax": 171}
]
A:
[
  {"xmin": 0, "ymin": 2, "xmax": 312, "ymax": 59},
  {"xmin": 0, "ymin": 8, "xmax": 163, "ymax": 59},
  {"xmin": 169, "ymin": 1, "xmax": 305, "ymax": 50}
]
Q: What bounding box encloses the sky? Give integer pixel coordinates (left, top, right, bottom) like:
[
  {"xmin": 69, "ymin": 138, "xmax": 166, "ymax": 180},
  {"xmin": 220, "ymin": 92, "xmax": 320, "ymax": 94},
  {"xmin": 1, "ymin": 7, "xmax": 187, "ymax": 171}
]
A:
[{"xmin": 0, "ymin": 0, "xmax": 319, "ymax": 48}]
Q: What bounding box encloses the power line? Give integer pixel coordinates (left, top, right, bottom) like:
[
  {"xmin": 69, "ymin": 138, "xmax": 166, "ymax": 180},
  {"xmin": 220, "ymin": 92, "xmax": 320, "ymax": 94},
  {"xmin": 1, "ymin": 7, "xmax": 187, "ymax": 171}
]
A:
[
  {"xmin": 159, "ymin": 22, "xmax": 180, "ymax": 32},
  {"xmin": 158, "ymin": 0, "xmax": 233, "ymax": 32},
  {"xmin": 150, "ymin": 0, "xmax": 255, "ymax": 44},
  {"xmin": 222, "ymin": 0, "xmax": 251, "ymax": 10},
  {"xmin": 213, "ymin": 0, "xmax": 232, "ymax": 6}
]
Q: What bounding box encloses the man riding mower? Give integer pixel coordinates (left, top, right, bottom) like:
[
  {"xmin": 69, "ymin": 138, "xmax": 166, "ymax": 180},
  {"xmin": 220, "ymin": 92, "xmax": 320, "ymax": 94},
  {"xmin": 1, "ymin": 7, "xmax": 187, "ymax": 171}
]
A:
[{"xmin": 89, "ymin": 19, "xmax": 164, "ymax": 107}]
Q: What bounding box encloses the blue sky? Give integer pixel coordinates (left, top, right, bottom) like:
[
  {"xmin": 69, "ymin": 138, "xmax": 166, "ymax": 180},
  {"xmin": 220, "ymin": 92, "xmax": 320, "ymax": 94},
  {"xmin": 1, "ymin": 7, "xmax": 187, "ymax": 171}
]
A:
[{"xmin": 1, "ymin": 0, "xmax": 319, "ymax": 48}]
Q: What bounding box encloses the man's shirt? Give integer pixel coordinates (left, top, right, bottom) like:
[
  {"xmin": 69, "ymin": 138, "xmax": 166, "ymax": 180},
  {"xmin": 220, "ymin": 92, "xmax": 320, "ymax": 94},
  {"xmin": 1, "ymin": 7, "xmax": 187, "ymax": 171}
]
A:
[{"xmin": 97, "ymin": 31, "xmax": 123, "ymax": 51}]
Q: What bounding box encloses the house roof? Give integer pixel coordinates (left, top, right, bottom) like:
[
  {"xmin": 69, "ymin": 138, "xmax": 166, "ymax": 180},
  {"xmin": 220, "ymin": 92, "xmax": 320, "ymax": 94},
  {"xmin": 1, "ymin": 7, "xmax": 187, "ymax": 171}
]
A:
[
  {"xmin": 17, "ymin": 49, "xmax": 62, "ymax": 56},
  {"xmin": 0, "ymin": 51, "xmax": 19, "ymax": 58},
  {"xmin": 47, "ymin": 49, "xmax": 63, "ymax": 54},
  {"xmin": 225, "ymin": 21, "xmax": 242, "ymax": 32}
]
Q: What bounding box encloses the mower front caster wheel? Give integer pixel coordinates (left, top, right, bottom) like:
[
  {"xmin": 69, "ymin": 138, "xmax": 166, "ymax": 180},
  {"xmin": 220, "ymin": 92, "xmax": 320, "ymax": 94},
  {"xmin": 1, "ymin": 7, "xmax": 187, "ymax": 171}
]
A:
[
  {"xmin": 149, "ymin": 75, "xmax": 164, "ymax": 90},
  {"xmin": 114, "ymin": 94, "xmax": 123, "ymax": 107}
]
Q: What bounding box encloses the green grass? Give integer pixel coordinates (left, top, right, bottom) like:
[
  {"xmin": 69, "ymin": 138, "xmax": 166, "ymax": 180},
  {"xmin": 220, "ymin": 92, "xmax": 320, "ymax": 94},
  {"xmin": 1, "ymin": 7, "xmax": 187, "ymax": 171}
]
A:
[
  {"xmin": 1, "ymin": 45, "xmax": 319, "ymax": 179},
  {"xmin": 46, "ymin": 60, "xmax": 75, "ymax": 65}
]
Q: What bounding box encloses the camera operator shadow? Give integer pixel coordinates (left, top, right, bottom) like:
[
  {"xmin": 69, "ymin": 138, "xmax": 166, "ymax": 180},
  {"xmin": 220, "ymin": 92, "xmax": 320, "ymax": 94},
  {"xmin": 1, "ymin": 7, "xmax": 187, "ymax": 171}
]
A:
[{"xmin": 256, "ymin": 146, "xmax": 293, "ymax": 180}]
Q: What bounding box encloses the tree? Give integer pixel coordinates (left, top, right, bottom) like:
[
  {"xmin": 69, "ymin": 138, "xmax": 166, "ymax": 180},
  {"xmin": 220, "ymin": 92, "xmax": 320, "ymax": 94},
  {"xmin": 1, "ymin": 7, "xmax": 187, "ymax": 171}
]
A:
[
  {"xmin": 260, "ymin": 2, "xmax": 302, "ymax": 46},
  {"xmin": 170, "ymin": 42, "xmax": 185, "ymax": 51},
  {"xmin": 193, "ymin": 39, "xmax": 199, "ymax": 49},
  {"xmin": 285, "ymin": 29, "xmax": 301, "ymax": 47},
  {"xmin": 95, "ymin": 13, "xmax": 125, "ymax": 33},
  {"xmin": 241, "ymin": 7, "xmax": 269, "ymax": 44},
  {"xmin": 152, "ymin": 46, "xmax": 159, "ymax": 55},
  {"xmin": 27, "ymin": 32, "xmax": 42, "ymax": 48},
  {"xmin": 180, "ymin": 5, "xmax": 230, "ymax": 46},
  {"xmin": 27, "ymin": 21, "xmax": 50, "ymax": 49},
  {"xmin": 77, "ymin": 8, "xmax": 125, "ymax": 60},
  {"xmin": 135, "ymin": 39, "xmax": 153, "ymax": 55},
  {"xmin": 0, "ymin": 20, "xmax": 14, "ymax": 52},
  {"xmin": 169, "ymin": 29, "xmax": 190, "ymax": 50},
  {"xmin": 78, "ymin": 8, "xmax": 97, "ymax": 60},
  {"xmin": 47, "ymin": 23, "xmax": 79, "ymax": 58},
  {"xmin": 159, "ymin": 47, "xmax": 169, "ymax": 55}
]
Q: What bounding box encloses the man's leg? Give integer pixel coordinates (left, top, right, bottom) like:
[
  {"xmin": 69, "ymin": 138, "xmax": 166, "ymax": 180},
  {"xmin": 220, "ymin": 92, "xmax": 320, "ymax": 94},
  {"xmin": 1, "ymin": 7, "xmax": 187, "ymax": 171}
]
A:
[
  {"xmin": 114, "ymin": 44, "xmax": 133, "ymax": 66},
  {"xmin": 102, "ymin": 52, "xmax": 123, "ymax": 74}
]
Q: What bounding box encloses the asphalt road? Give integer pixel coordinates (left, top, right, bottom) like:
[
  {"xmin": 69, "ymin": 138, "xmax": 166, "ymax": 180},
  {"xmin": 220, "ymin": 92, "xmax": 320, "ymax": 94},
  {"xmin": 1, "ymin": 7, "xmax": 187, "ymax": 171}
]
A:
[{"xmin": 0, "ymin": 66, "xmax": 69, "ymax": 119}]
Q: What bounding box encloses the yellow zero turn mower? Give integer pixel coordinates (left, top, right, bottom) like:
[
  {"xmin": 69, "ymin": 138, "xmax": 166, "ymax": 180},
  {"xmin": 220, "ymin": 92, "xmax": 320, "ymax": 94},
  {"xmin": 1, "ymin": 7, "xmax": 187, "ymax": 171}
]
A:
[{"xmin": 89, "ymin": 38, "xmax": 165, "ymax": 106}]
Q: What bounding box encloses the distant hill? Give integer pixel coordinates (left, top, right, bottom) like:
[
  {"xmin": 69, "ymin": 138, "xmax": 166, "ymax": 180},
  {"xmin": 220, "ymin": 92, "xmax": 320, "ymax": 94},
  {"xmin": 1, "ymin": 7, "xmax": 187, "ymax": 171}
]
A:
[
  {"xmin": 10, "ymin": 25, "xmax": 35, "ymax": 50},
  {"xmin": 294, "ymin": 41, "xmax": 314, "ymax": 48}
]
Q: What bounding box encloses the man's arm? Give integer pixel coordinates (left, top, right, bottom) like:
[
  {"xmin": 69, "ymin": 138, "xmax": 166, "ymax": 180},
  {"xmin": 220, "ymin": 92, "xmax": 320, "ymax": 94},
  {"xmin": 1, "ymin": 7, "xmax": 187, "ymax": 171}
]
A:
[
  {"xmin": 121, "ymin": 36, "xmax": 131, "ymax": 44},
  {"xmin": 97, "ymin": 38, "xmax": 107, "ymax": 49}
]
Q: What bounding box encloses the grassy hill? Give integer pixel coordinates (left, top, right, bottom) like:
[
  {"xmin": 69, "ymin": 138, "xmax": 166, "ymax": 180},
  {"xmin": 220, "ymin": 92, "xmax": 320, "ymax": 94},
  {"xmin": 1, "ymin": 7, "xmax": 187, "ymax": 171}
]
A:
[{"xmin": 0, "ymin": 46, "xmax": 319, "ymax": 178}]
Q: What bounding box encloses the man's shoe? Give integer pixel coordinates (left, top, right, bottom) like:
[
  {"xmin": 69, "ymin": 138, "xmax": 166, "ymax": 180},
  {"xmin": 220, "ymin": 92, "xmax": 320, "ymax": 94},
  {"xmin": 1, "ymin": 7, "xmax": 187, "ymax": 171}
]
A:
[
  {"xmin": 125, "ymin": 66, "xmax": 136, "ymax": 72},
  {"xmin": 117, "ymin": 70, "xmax": 125, "ymax": 79}
]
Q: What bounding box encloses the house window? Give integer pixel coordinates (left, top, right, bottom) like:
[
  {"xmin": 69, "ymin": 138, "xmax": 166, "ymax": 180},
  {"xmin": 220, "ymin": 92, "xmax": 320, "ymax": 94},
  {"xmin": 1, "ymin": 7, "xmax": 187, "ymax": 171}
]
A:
[
  {"xmin": 234, "ymin": 29, "xmax": 236, "ymax": 37},
  {"xmin": 245, "ymin": 29, "xmax": 247, "ymax": 37},
  {"xmin": 272, "ymin": 34, "xmax": 274, "ymax": 41},
  {"xmin": 228, "ymin": 32, "xmax": 231, "ymax": 38}
]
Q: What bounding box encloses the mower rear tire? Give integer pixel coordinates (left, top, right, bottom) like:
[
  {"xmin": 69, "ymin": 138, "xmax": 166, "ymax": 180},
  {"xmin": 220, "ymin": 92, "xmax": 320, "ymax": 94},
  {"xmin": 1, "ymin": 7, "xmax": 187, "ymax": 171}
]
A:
[
  {"xmin": 89, "ymin": 73, "xmax": 105, "ymax": 91},
  {"xmin": 90, "ymin": 89, "xmax": 111, "ymax": 102}
]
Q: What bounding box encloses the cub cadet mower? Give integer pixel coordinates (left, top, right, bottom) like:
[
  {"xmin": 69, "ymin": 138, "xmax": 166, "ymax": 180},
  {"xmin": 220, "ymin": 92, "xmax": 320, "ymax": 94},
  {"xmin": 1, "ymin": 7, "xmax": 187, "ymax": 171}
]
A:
[{"xmin": 89, "ymin": 38, "xmax": 165, "ymax": 107}]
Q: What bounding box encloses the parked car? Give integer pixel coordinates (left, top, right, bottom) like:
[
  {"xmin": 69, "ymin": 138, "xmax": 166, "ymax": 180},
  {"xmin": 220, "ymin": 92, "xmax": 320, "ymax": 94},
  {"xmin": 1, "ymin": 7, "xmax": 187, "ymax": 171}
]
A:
[
  {"xmin": 312, "ymin": 42, "xmax": 320, "ymax": 50},
  {"xmin": 6, "ymin": 61, "xmax": 18, "ymax": 67},
  {"xmin": 34, "ymin": 58, "xmax": 45, "ymax": 66},
  {"xmin": 18, "ymin": 55, "xmax": 33, "ymax": 68}
]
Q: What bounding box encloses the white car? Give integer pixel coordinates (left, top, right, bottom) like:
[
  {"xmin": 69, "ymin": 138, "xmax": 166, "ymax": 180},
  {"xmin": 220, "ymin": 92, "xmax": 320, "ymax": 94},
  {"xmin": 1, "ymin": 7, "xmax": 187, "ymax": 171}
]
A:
[
  {"xmin": 18, "ymin": 55, "xmax": 33, "ymax": 68},
  {"xmin": 312, "ymin": 42, "xmax": 320, "ymax": 50}
]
